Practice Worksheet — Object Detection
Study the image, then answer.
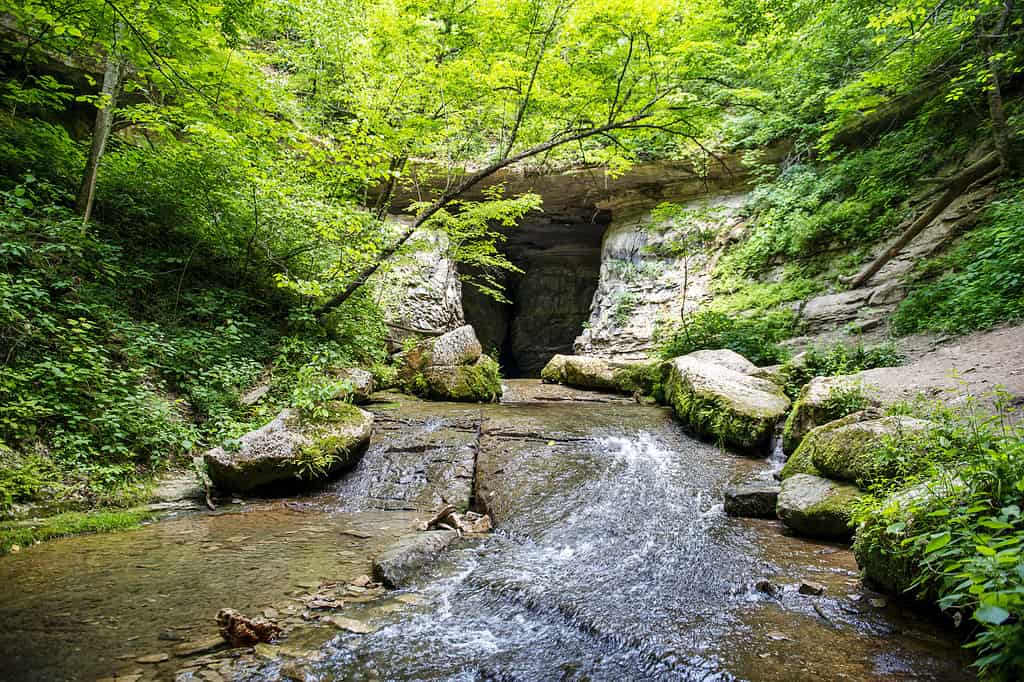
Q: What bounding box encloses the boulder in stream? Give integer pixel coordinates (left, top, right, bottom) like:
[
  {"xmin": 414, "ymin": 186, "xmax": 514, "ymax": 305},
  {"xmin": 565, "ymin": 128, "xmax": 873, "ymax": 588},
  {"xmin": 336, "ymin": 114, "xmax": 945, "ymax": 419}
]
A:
[
  {"xmin": 663, "ymin": 351, "xmax": 790, "ymax": 452},
  {"xmin": 723, "ymin": 471, "xmax": 780, "ymax": 518},
  {"xmin": 800, "ymin": 413, "xmax": 934, "ymax": 485},
  {"xmin": 400, "ymin": 325, "xmax": 502, "ymax": 402},
  {"xmin": 777, "ymin": 473, "xmax": 863, "ymax": 540},
  {"xmin": 372, "ymin": 530, "xmax": 459, "ymax": 588},
  {"xmin": 781, "ymin": 375, "xmax": 882, "ymax": 454},
  {"xmin": 204, "ymin": 404, "xmax": 373, "ymax": 493},
  {"xmin": 540, "ymin": 354, "xmax": 657, "ymax": 395}
]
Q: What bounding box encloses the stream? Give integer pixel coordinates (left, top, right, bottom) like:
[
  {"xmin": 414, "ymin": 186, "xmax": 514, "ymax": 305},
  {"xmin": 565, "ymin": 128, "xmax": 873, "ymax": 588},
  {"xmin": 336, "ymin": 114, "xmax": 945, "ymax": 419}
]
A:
[{"xmin": 0, "ymin": 381, "xmax": 972, "ymax": 681}]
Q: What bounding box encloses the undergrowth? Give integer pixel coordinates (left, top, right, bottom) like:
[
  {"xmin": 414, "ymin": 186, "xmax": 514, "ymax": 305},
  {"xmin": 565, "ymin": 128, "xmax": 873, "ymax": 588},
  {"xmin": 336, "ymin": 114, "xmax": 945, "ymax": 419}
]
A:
[{"xmin": 853, "ymin": 396, "xmax": 1024, "ymax": 680}]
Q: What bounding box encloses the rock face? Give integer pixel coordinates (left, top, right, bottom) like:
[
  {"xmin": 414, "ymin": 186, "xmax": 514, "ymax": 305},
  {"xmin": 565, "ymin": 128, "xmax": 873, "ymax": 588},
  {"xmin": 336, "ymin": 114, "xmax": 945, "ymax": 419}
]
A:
[
  {"xmin": 204, "ymin": 405, "xmax": 373, "ymax": 493},
  {"xmin": 662, "ymin": 351, "xmax": 790, "ymax": 452},
  {"xmin": 723, "ymin": 471, "xmax": 780, "ymax": 518},
  {"xmin": 781, "ymin": 375, "xmax": 880, "ymax": 453},
  {"xmin": 574, "ymin": 193, "xmax": 750, "ymax": 362},
  {"xmin": 402, "ymin": 325, "xmax": 502, "ymax": 402},
  {"xmin": 799, "ymin": 414, "xmax": 934, "ymax": 485},
  {"xmin": 370, "ymin": 218, "xmax": 464, "ymax": 349},
  {"xmin": 777, "ymin": 473, "xmax": 862, "ymax": 540},
  {"xmin": 371, "ymin": 530, "xmax": 458, "ymax": 588},
  {"xmin": 540, "ymin": 354, "xmax": 655, "ymax": 394}
]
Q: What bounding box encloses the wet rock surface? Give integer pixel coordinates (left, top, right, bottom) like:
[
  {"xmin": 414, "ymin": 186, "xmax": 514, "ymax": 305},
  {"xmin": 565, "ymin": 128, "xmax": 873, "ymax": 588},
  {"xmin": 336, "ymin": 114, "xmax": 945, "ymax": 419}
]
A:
[
  {"xmin": 371, "ymin": 530, "xmax": 459, "ymax": 588},
  {"xmin": 663, "ymin": 351, "xmax": 790, "ymax": 452},
  {"xmin": 0, "ymin": 381, "xmax": 972, "ymax": 682},
  {"xmin": 777, "ymin": 473, "xmax": 863, "ymax": 540},
  {"xmin": 724, "ymin": 471, "xmax": 781, "ymax": 518}
]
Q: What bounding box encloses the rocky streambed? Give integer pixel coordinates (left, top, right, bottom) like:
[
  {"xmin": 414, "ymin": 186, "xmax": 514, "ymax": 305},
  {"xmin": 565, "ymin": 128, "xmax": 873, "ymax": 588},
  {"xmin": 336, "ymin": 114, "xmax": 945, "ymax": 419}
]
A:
[{"xmin": 0, "ymin": 381, "xmax": 971, "ymax": 681}]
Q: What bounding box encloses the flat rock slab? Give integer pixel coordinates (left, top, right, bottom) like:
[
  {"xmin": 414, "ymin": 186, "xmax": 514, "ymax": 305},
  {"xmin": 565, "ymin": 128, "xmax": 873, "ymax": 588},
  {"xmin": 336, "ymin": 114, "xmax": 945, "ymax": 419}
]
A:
[
  {"xmin": 723, "ymin": 472, "xmax": 780, "ymax": 518},
  {"xmin": 777, "ymin": 474, "xmax": 862, "ymax": 540},
  {"xmin": 328, "ymin": 409, "xmax": 481, "ymax": 512},
  {"xmin": 372, "ymin": 530, "xmax": 458, "ymax": 588}
]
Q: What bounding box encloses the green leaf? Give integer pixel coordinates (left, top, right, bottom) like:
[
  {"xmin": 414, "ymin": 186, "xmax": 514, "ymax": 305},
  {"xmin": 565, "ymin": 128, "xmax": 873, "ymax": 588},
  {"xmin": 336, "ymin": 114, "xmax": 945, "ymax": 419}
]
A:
[
  {"xmin": 974, "ymin": 604, "xmax": 1010, "ymax": 625},
  {"xmin": 924, "ymin": 532, "xmax": 951, "ymax": 554}
]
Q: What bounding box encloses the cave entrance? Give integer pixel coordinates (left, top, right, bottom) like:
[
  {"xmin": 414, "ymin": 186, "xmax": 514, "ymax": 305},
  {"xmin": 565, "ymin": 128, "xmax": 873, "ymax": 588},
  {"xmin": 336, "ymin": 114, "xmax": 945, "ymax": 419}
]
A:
[{"xmin": 461, "ymin": 211, "xmax": 609, "ymax": 377}]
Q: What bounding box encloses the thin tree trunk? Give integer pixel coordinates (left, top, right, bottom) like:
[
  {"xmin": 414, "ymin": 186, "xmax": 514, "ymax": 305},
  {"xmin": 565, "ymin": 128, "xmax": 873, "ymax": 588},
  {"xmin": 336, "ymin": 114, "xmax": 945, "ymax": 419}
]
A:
[
  {"xmin": 315, "ymin": 111, "xmax": 657, "ymax": 317},
  {"xmin": 979, "ymin": 0, "xmax": 1014, "ymax": 169},
  {"xmin": 76, "ymin": 22, "xmax": 125, "ymax": 229}
]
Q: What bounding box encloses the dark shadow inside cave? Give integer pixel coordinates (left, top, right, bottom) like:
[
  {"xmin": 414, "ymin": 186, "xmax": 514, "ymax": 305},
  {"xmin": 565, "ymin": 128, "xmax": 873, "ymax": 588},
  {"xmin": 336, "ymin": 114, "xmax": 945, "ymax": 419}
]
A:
[{"xmin": 461, "ymin": 210, "xmax": 610, "ymax": 377}]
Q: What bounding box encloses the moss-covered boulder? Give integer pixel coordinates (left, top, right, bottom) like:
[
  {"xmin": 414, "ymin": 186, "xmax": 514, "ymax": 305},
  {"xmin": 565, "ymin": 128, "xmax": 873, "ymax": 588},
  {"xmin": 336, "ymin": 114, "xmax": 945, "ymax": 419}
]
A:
[
  {"xmin": 540, "ymin": 354, "xmax": 659, "ymax": 395},
  {"xmin": 802, "ymin": 414, "xmax": 934, "ymax": 485},
  {"xmin": 781, "ymin": 375, "xmax": 882, "ymax": 454},
  {"xmin": 662, "ymin": 353, "xmax": 790, "ymax": 452},
  {"xmin": 779, "ymin": 443, "xmax": 821, "ymax": 480},
  {"xmin": 204, "ymin": 404, "xmax": 373, "ymax": 493},
  {"xmin": 683, "ymin": 349, "xmax": 758, "ymax": 375},
  {"xmin": 421, "ymin": 355, "xmax": 502, "ymax": 402},
  {"xmin": 777, "ymin": 473, "xmax": 862, "ymax": 540},
  {"xmin": 853, "ymin": 477, "xmax": 964, "ymax": 596}
]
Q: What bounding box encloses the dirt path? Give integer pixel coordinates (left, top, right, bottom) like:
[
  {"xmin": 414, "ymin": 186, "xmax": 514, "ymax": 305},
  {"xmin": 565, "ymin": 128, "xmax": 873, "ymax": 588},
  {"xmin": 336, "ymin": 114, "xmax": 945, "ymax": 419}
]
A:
[{"xmin": 857, "ymin": 322, "xmax": 1024, "ymax": 409}]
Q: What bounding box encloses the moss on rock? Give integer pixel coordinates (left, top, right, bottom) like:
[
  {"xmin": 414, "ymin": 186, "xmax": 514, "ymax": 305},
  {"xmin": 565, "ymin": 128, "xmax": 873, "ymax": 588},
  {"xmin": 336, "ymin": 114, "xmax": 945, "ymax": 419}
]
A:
[
  {"xmin": 663, "ymin": 354, "xmax": 790, "ymax": 452},
  {"xmin": 777, "ymin": 473, "xmax": 862, "ymax": 540},
  {"xmin": 802, "ymin": 414, "xmax": 933, "ymax": 486},
  {"xmin": 420, "ymin": 355, "xmax": 502, "ymax": 402}
]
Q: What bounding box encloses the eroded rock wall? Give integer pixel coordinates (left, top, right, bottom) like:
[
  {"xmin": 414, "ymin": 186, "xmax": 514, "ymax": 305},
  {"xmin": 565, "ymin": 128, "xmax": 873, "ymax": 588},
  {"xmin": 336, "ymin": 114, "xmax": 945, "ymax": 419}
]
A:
[{"xmin": 574, "ymin": 192, "xmax": 749, "ymax": 361}]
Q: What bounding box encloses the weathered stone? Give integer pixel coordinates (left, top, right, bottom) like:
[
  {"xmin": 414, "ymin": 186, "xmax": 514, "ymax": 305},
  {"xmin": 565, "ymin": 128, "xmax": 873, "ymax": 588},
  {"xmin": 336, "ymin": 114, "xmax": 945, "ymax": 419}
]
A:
[
  {"xmin": 204, "ymin": 405, "xmax": 373, "ymax": 493},
  {"xmin": 135, "ymin": 653, "xmax": 170, "ymax": 664},
  {"xmin": 781, "ymin": 376, "xmax": 882, "ymax": 454},
  {"xmin": 428, "ymin": 325, "xmax": 483, "ymax": 367},
  {"xmin": 150, "ymin": 471, "xmax": 205, "ymax": 504},
  {"xmin": 329, "ymin": 367, "xmax": 375, "ymax": 404},
  {"xmin": 800, "ymin": 289, "xmax": 872, "ymax": 333},
  {"xmin": 723, "ymin": 472, "xmax": 780, "ymax": 518},
  {"xmin": 798, "ymin": 580, "xmax": 826, "ymax": 596},
  {"xmin": 777, "ymin": 474, "xmax": 862, "ymax": 540},
  {"xmin": 663, "ymin": 352, "xmax": 791, "ymax": 452},
  {"xmin": 802, "ymin": 415, "xmax": 934, "ymax": 485},
  {"xmin": 421, "ymin": 355, "xmax": 502, "ymax": 402},
  {"xmin": 779, "ymin": 445, "xmax": 821, "ymax": 480},
  {"xmin": 174, "ymin": 637, "xmax": 227, "ymax": 658},
  {"xmin": 372, "ymin": 530, "xmax": 458, "ymax": 588},
  {"xmin": 684, "ymin": 349, "xmax": 757, "ymax": 375}
]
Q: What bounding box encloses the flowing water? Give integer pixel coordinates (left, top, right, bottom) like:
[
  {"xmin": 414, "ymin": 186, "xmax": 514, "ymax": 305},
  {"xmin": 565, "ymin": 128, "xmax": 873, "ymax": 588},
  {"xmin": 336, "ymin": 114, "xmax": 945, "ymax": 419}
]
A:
[{"xmin": 0, "ymin": 381, "xmax": 972, "ymax": 681}]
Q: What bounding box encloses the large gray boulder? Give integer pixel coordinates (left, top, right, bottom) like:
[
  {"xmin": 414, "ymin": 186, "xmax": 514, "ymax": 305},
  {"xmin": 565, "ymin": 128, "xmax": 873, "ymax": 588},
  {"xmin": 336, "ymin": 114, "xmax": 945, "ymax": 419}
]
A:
[
  {"xmin": 777, "ymin": 473, "xmax": 862, "ymax": 540},
  {"xmin": 781, "ymin": 375, "xmax": 881, "ymax": 454},
  {"xmin": 421, "ymin": 356, "xmax": 502, "ymax": 403},
  {"xmin": 540, "ymin": 354, "xmax": 656, "ymax": 394},
  {"xmin": 204, "ymin": 405, "xmax": 373, "ymax": 493},
  {"xmin": 401, "ymin": 326, "xmax": 501, "ymax": 402},
  {"xmin": 663, "ymin": 351, "xmax": 790, "ymax": 452}
]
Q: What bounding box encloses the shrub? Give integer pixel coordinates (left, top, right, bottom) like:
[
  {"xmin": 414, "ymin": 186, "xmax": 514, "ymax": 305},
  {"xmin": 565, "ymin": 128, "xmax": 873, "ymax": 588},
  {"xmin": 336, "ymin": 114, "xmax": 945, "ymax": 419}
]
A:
[
  {"xmin": 783, "ymin": 340, "xmax": 902, "ymax": 399},
  {"xmin": 656, "ymin": 309, "xmax": 797, "ymax": 365}
]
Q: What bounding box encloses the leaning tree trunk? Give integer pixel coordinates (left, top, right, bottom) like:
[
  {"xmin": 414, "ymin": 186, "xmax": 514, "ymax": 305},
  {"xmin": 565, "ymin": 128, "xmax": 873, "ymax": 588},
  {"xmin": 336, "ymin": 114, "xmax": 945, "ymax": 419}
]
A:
[
  {"xmin": 76, "ymin": 23, "xmax": 125, "ymax": 229},
  {"xmin": 843, "ymin": 151, "xmax": 1001, "ymax": 289},
  {"xmin": 979, "ymin": 0, "xmax": 1015, "ymax": 170}
]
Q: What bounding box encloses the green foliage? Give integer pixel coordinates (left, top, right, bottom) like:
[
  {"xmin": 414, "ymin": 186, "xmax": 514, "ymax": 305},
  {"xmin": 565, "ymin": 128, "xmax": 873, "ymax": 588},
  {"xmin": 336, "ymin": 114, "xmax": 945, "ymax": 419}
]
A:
[
  {"xmin": 656, "ymin": 309, "xmax": 796, "ymax": 365},
  {"xmin": 893, "ymin": 183, "xmax": 1024, "ymax": 335},
  {"xmin": 783, "ymin": 340, "xmax": 902, "ymax": 399},
  {"xmin": 726, "ymin": 113, "xmax": 965, "ymax": 275},
  {"xmin": 822, "ymin": 381, "xmax": 870, "ymax": 421},
  {"xmin": 0, "ymin": 508, "xmax": 154, "ymax": 553},
  {"xmin": 611, "ymin": 291, "xmax": 638, "ymax": 327},
  {"xmin": 853, "ymin": 397, "xmax": 1024, "ymax": 680}
]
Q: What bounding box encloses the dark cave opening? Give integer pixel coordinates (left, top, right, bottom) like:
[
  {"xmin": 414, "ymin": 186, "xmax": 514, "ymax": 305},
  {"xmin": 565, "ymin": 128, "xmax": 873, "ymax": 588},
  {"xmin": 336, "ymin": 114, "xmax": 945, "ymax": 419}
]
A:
[{"xmin": 461, "ymin": 211, "xmax": 610, "ymax": 377}]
